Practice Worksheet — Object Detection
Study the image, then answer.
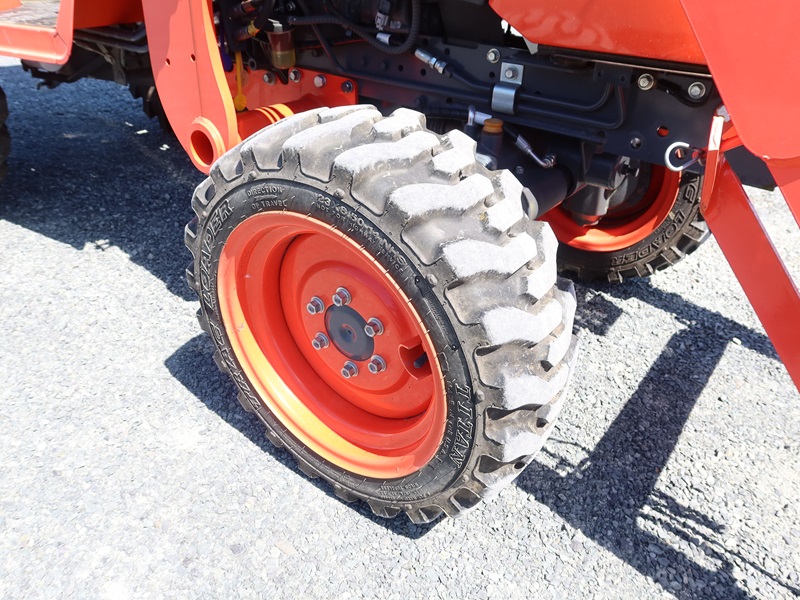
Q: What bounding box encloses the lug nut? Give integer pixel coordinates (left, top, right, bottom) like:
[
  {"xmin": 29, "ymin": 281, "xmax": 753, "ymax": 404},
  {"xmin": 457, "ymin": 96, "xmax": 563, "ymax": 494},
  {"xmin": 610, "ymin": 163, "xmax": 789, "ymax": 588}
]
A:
[
  {"xmin": 364, "ymin": 318, "xmax": 384, "ymax": 337},
  {"xmin": 332, "ymin": 287, "xmax": 351, "ymax": 306},
  {"xmin": 311, "ymin": 333, "xmax": 329, "ymax": 350},
  {"xmin": 688, "ymin": 82, "xmax": 707, "ymax": 99},
  {"xmin": 341, "ymin": 361, "xmax": 359, "ymax": 379},
  {"xmin": 368, "ymin": 355, "xmax": 387, "ymax": 374},
  {"xmin": 307, "ymin": 296, "xmax": 325, "ymax": 315}
]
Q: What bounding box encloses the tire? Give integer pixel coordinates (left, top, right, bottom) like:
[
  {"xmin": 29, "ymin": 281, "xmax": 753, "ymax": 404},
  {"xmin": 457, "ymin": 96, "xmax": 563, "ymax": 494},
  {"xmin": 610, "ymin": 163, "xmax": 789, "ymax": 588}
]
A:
[
  {"xmin": 185, "ymin": 105, "xmax": 579, "ymax": 523},
  {"xmin": 544, "ymin": 167, "xmax": 709, "ymax": 282},
  {"xmin": 0, "ymin": 86, "xmax": 9, "ymax": 184},
  {"xmin": 129, "ymin": 84, "xmax": 172, "ymax": 133}
]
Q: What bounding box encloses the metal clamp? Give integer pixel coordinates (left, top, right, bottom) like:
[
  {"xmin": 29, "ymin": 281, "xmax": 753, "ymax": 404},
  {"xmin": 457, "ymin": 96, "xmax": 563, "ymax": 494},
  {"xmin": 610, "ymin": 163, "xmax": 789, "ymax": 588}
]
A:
[
  {"xmin": 665, "ymin": 141, "xmax": 704, "ymax": 172},
  {"xmin": 492, "ymin": 62, "xmax": 524, "ymax": 114}
]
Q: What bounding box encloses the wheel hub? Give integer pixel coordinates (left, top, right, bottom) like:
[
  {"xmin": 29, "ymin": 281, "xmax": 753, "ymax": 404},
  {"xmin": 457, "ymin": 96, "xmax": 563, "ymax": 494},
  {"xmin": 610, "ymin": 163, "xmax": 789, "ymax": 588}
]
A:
[{"xmin": 324, "ymin": 305, "xmax": 374, "ymax": 361}]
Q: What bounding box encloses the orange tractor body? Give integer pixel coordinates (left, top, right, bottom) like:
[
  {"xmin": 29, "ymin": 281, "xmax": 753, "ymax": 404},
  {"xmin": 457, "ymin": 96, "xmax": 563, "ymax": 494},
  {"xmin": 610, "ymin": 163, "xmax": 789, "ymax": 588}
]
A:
[{"xmin": 1, "ymin": 0, "xmax": 798, "ymax": 520}]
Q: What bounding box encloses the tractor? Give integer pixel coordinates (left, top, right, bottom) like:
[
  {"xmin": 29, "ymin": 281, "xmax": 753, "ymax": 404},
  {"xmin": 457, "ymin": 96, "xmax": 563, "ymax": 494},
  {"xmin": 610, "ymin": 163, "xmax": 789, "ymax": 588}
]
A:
[{"xmin": 0, "ymin": 0, "xmax": 798, "ymax": 523}]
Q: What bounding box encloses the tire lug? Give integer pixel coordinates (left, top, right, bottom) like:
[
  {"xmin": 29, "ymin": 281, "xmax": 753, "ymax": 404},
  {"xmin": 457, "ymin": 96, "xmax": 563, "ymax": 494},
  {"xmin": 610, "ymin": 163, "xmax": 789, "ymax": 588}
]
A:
[
  {"xmin": 311, "ymin": 333, "xmax": 329, "ymax": 350},
  {"xmin": 341, "ymin": 361, "xmax": 359, "ymax": 379},
  {"xmin": 364, "ymin": 317, "xmax": 384, "ymax": 337},
  {"xmin": 368, "ymin": 355, "xmax": 387, "ymax": 374},
  {"xmin": 307, "ymin": 296, "xmax": 325, "ymax": 315},
  {"xmin": 332, "ymin": 287, "xmax": 351, "ymax": 306}
]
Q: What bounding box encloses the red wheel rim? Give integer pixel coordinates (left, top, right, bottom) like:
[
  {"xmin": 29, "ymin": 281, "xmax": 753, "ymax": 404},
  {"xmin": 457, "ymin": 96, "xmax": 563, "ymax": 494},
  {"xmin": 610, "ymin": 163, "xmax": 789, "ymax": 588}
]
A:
[
  {"xmin": 543, "ymin": 167, "xmax": 682, "ymax": 252},
  {"xmin": 218, "ymin": 212, "xmax": 447, "ymax": 479}
]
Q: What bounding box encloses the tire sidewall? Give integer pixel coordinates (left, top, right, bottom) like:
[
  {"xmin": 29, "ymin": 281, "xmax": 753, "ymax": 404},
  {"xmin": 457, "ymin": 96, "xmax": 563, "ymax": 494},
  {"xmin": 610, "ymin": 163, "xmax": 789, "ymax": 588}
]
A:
[
  {"xmin": 558, "ymin": 172, "xmax": 703, "ymax": 277},
  {"xmin": 196, "ymin": 175, "xmax": 478, "ymax": 505}
]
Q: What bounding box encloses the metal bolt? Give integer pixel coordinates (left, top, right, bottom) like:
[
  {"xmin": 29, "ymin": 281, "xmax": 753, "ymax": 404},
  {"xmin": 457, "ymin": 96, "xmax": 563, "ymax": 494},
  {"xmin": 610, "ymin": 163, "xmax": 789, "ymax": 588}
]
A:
[
  {"xmin": 504, "ymin": 66, "xmax": 518, "ymax": 80},
  {"xmin": 364, "ymin": 318, "xmax": 384, "ymax": 337},
  {"xmin": 368, "ymin": 355, "xmax": 387, "ymax": 374},
  {"xmin": 306, "ymin": 296, "xmax": 325, "ymax": 315},
  {"xmin": 332, "ymin": 287, "xmax": 352, "ymax": 307},
  {"xmin": 688, "ymin": 82, "xmax": 707, "ymax": 99},
  {"xmin": 341, "ymin": 81, "xmax": 354, "ymax": 93},
  {"xmin": 341, "ymin": 361, "xmax": 359, "ymax": 379},
  {"xmin": 630, "ymin": 136, "xmax": 643, "ymax": 150},
  {"xmin": 486, "ymin": 49, "xmax": 500, "ymax": 64},
  {"xmin": 313, "ymin": 75, "xmax": 326, "ymax": 88},
  {"xmin": 288, "ymin": 68, "xmax": 302, "ymax": 82},
  {"xmin": 637, "ymin": 73, "xmax": 655, "ymax": 91},
  {"xmin": 263, "ymin": 72, "xmax": 276, "ymax": 85},
  {"xmin": 311, "ymin": 333, "xmax": 329, "ymax": 350}
]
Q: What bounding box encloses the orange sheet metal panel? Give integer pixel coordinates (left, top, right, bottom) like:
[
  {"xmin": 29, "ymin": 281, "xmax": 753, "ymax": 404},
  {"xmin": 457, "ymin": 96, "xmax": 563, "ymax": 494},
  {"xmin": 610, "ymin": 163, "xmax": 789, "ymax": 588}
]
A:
[
  {"xmin": 489, "ymin": 0, "xmax": 706, "ymax": 65},
  {"xmin": 74, "ymin": 0, "xmax": 144, "ymax": 29},
  {"xmin": 0, "ymin": 0, "xmax": 74, "ymax": 64},
  {"xmin": 680, "ymin": 0, "xmax": 800, "ymax": 161}
]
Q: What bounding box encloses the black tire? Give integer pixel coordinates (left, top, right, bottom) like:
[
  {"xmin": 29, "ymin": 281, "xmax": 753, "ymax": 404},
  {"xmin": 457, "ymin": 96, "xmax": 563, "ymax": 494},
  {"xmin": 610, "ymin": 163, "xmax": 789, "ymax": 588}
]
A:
[
  {"xmin": 0, "ymin": 86, "xmax": 9, "ymax": 184},
  {"xmin": 556, "ymin": 171, "xmax": 709, "ymax": 282},
  {"xmin": 129, "ymin": 84, "xmax": 172, "ymax": 133},
  {"xmin": 185, "ymin": 106, "xmax": 579, "ymax": 523}
]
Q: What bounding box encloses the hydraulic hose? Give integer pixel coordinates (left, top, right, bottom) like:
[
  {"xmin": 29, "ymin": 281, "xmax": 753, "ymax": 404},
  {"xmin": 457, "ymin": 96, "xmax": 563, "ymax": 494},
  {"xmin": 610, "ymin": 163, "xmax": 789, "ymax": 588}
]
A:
[{"xmin": 287, "ymin": 0, "xmax": 420, "ymax": 55}]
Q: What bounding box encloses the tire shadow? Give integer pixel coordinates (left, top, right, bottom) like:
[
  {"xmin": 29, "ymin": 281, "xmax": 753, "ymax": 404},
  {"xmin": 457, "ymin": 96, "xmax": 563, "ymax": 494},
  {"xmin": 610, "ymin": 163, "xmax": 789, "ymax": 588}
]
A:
[
  {"xmin": 164, "ymin": 333, "xmax": 439, "ymax": 540},
  {"xmin": 514, "ymin": 278, "xmax": 796, "ymax": 600}
]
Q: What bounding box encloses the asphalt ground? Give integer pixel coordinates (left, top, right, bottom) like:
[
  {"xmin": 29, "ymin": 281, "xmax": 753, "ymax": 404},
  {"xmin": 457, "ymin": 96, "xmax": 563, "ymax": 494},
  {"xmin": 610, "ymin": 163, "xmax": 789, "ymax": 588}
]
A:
[{"xmin": 1, "ymin": 63, "xmax": 799, "ymax": 599}]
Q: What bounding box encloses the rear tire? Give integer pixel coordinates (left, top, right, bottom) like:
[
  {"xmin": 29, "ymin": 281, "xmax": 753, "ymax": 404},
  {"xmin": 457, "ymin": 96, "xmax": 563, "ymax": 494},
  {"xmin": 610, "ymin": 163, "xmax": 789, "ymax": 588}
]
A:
[
  {"xmin": 186, "ymin": 106, "xmax": 579, "ymax": 522},
  {"xmin": 545, "ymin": 168, "xmax": 709, "ymax": 282},
  {"xmin": 0, "ymin": 86, "xmax": 9, "ymax": 183}
]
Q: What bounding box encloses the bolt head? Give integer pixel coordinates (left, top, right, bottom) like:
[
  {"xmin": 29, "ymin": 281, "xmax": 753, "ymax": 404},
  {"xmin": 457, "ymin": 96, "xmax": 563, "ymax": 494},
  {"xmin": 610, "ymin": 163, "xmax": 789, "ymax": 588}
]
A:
[
  {"xmin": 688, "ymin": 82, "xmax": 707, "ymax": 99},
  {"xmin": 341, "ymin": 361, "xmax": 359, "ymax": 379},
  {"xmin": 307, "ymin": 296, "xmax": 325, "ymax": 315},
  {"xmin": 311, "ymin": 333, "xmax": 329, "ymax": 350},
  {"xmin": 288, "ymin": 69, "xmax": 302, "ymax": 82},
  {"xmin": 263, "ymin": 72, "xmax": 276, "ymax": 85},
  {"xmin": 332, "ymin": 287, "xmax": 351, "ymax": 307},
  {"xmin": 486, "ymin": 49, "xmax": 500, "ymax": 64},
  {"xmin": 314, "ymin": 75, "xmax": 326, "ymax": 88},
  {"xmin": 368, "ymin": 355, "xmax": 387, "ymax": 374},
  {"xmin": 364, "ymin": 317, "xmax": 384, "ymax": 337},
  {"xmin": 341, "ymin": 81, "xmax": 354, "ymax": 93},
  {"xmin": 637, "ymin": 73, "xmax": 655, "ymax": 91},
  {"xmin": 504, "ymin": 66, "xmax": 518, "ymax": 80}
]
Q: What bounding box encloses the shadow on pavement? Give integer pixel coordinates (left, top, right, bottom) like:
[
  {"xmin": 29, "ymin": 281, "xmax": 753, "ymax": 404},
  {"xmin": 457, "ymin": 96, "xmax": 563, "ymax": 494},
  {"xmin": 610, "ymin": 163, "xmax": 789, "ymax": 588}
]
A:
[
  {"xmin": 165, "ymin": 333, "xmax": 438, "ymax": 540},
  {"xmin": 515, "ymin": 278, "xmax": 796, "ymax": 599}
]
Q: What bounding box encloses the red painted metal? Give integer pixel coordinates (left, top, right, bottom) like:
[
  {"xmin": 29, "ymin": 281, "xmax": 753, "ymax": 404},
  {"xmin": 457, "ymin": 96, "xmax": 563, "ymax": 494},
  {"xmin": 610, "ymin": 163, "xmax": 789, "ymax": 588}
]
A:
[
  {"xmin": 700, "ymin": 117, "xmax": 800, "ymax": 389},
  {"xmin": 218, "ymin": 212, "xmax": 447, "ymax": 478},
  {"xmin": 490, "ymin": 0, "xmax": 705, "ymax": 65}
]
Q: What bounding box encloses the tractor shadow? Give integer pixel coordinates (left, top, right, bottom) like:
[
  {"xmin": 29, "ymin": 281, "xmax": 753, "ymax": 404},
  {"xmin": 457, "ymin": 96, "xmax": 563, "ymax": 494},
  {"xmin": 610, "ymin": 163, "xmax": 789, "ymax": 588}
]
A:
[{"xmin": 514, "ymin": 278, "xmax": 796, "ymax": 600}]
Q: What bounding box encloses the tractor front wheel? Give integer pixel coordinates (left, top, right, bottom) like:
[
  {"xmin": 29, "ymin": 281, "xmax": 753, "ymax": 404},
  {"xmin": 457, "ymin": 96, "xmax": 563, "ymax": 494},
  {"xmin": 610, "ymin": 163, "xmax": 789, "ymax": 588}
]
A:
[{"xmin": 185, "ymin": 106, "xmax": 578, "ymax": 522}]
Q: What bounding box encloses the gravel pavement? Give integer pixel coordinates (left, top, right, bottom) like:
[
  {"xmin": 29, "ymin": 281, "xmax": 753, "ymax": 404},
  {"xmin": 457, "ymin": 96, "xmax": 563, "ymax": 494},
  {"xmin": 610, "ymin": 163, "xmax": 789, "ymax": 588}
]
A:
[{"xmin": 1, "ymin": 64, "xmax": 799, "ymax": 600}]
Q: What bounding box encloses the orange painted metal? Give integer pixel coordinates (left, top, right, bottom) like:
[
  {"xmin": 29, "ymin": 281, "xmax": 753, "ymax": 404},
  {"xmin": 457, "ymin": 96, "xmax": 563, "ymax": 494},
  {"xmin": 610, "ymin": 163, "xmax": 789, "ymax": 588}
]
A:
[
  {"xmin": 0, "ymin": 1, "xmax": 21, "ymax": 11},
  {"xmin": 679, "ymin": 1, "xmax": 800, "ymax": 161},
  {"xmin": 0, "ymin": 0, "xmax": 74, "ymax": 64},
  {"xmin": 700, "ymin": 116, "xmax": 800, "ymax": 389},
  {"xmin": 218, "ymin": 212, "xmax": 447, "ymax": 478},
  {"xmin": 490, "ymin": 0, "xmax": 705, "ymax": 65},
  {"xmin": 74, "ymin": 0, "xmax": 143, "ymax": 29},
  {"xmin": 140, "ymin": 0, "xmax": 239, "ymax": 172},
  {"xmin": 543, "ymin": 167, "xmax": 682, "ymax": 252}
]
